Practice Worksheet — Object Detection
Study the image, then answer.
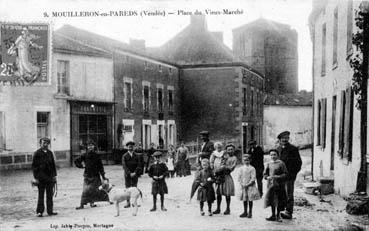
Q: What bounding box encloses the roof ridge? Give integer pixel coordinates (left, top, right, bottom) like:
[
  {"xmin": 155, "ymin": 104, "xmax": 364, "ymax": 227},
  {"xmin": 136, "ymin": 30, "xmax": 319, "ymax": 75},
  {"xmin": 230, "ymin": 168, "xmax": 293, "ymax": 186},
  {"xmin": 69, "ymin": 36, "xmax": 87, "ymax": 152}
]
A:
[{"xmin": 54, "ymin": 32, "xmax": 111, "ymax": 55}]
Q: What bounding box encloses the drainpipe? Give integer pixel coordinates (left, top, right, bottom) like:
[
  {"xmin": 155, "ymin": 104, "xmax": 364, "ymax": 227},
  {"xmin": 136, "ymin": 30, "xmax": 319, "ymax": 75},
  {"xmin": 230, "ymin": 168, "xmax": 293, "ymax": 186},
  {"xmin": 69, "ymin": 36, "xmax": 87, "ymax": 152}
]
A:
[{"xmin": 357, "ymin": 1, "xmax": 369, "ymax": 193}]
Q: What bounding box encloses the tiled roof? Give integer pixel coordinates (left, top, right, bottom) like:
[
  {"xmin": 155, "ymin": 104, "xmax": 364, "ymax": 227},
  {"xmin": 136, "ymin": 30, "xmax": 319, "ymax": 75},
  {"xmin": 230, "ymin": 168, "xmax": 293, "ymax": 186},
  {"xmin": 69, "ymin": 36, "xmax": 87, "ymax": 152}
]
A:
[
  {"xmin": 55, "ymin": 25, "xmax": 177, "ymax": 66},
  {"xmin": 53, "ymin": 32, "xmax": 111, "ymax": 57},
  {"xmin": 264, "ymin": 91, "xmax": 313, "ymax": 106},
  {"xmin": 150, "ymin": 18, "xmax": 234, "ymax": 65}
]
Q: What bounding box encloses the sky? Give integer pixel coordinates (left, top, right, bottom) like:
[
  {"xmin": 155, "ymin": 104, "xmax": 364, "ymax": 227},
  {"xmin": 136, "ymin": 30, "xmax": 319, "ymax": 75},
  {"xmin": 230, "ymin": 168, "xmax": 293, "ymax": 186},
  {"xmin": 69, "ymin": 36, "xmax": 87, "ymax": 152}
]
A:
[{"xmin": 0, "ymin": 0, "xmax": 313, "ymax": 91}]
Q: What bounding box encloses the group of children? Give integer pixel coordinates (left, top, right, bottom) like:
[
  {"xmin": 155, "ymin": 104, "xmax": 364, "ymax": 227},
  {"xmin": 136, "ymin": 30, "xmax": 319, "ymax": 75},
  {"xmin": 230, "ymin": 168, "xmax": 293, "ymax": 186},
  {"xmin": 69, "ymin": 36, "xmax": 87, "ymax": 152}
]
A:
[{"xmin": 147, "ymin": 147, "xmax": 289, "ymax": 222}]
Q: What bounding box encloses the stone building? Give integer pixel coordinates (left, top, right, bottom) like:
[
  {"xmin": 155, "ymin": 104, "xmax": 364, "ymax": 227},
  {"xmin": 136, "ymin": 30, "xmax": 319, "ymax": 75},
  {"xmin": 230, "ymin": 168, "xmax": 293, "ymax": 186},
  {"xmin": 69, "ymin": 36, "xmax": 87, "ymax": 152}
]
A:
[
  {"xmin": 0, "ymin": 31, "xmax": 114, "ymax": 169},
  {"xmin": 309, "ymin": 0, "xmax": 365, "ymax": 195},
  {"xmin": 153, "ymin": 15, "xmax": 264, "ymax": 152},
  {"xmin": 56, "ymin": 25, "xmax": 180, "ymax": 150},
  {"xmin": 233, "ymin": 18, "xmax": 298, "ymax": 94}
]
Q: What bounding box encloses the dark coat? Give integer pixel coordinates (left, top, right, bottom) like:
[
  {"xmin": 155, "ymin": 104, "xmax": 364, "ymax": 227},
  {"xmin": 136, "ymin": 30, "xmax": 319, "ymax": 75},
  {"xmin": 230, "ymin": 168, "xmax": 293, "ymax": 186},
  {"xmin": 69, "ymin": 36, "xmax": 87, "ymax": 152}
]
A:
[
  {"xmin": 74, "ymin": 151, "xmax": 105, "ymax": 178},
  {"xmin": 248, "ymin": 146, "xmax": 264, "ymax": 178},
  {"xmin": 148, "ymin": 162, "xmax": 168, "ymax": 195},
  {"xmin": 277, "ymin": 143, "xmax": 302, "ymax": 180},
  {"xmin": 122, "ymin": 151, "xmax": 142, "ymax": 176},
  {"xmin": 197, "ymin": 141, "xmax": 215, "ymax": 167},
  {"xmin": 200, "ymin": 141, "xmax": 215, "ymax": 159},
  {"xmin": 32, "ymin": 148, "xmax": 57, "ymax": 183}
]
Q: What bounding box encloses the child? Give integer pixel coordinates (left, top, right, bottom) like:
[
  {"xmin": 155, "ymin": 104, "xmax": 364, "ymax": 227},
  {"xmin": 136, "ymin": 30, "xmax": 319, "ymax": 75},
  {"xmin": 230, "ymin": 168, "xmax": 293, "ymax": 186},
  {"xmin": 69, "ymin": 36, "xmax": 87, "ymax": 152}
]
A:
[
  {"xmin": 264, "ymin": 149, "xmax": 288, "ymax": 222},
  {"xmin": 237, "ymin": 154, "xmax": 260, "ymax": 218},
  {"xmin": 193, "ymin": 158, "xmax": 216, "ymax": 216},
  {"xmin": 166, "ymin": 153, "xmax": 175, "ymax": 178},
  {"xmin": 148, "ymin": 151, "xmax": 168, "ymax": 211},
  {"xmin": 210, "ymin": 142, "xmax": 226, "ymax": 184}
]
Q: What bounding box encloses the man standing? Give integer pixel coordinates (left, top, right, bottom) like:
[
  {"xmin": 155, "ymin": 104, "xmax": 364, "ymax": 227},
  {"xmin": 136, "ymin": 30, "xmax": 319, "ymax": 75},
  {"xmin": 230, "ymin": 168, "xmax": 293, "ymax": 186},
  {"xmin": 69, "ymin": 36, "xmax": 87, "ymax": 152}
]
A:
[
  {"xmin": 198, "ymin": 131, "xmax": 214, "ymax": 167},
  {"xmin": 248, "ymin": 140, "xmax": 264, "ymax": 197},
  {"xmin": 32, "ymin": 137, "xmax": 57, "ymax": 217},
  {"xmin": 276, "ymin": 131, "xmax": 302, "ymax": 219},
  {"xmin": 122, "ymin": 141, "xmax": 142, "ymax": 208}
]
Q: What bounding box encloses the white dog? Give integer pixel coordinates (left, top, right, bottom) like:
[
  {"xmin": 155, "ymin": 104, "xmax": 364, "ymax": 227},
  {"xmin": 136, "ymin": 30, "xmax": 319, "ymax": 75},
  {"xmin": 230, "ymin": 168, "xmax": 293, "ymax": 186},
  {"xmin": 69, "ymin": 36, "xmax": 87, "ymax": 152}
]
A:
[{"xmin": 99, "ymin": 182, "xmax": 142, "ymax": 216}]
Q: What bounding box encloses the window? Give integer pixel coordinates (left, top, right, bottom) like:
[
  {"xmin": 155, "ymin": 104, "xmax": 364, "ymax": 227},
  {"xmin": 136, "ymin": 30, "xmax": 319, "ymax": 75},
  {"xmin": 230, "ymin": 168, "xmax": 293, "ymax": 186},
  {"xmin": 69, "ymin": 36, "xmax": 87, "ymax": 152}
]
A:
[
  {"xmin": 338, "ymin": 91, "xmax": 346, "ymax": 156},
  {"xmin": 79, "ymin": 114, "xmax": 108, "ymax": 152},
  {"xmin": 317, "ymin": 100, "xmax": 321, "ymax": 145},
  {"xmin": 317, "ymin": 98, "xmax": 327, "ymax": 148},
  {"xmin": 124, "ymin": 56, "xmax": 130, "ymax": 64},
  {"xmin": 157, "ymin": 87, "xmax": 163, "ymax": 112},
  {"xmin": 0, "ymin": 112, "xmax": 5, "ymax": 151},
  {"xmin": 57, "ymin": 60, "xmax": 69, "ymax": 94},
  {"xmin": 347, "ymin": 0, "xmax": 353, "ymax": 55},
  {"xmin": 123, "ymin": 80, "xmax": 132, "ymax": 111},
  {"xmin": 143, "ymin": 85, "xmax": 150, "ymax": 112},
  {"xmin": 250, "ymin": 89, "xmax": 254, "ymax": 116},
  {"xmin": 37, "ymin": 112, "xmax": 50, "ymax": 141},
  {"xmin": 322, "ymin": 23, "xmax": 327, "ymax": 76},
  {"xmin": 242, "ymin": 88, "xmax": 247, "ymax": 115},
  {"xmin": 344, "ymin": 88, "xmax": 354, "ymax": 161},
  {"xmin": 333, "ymin": 7, "xmax": 338, "ymax": 67},
  {"xmin": 168, "ymin": 89, "xmax": 174, "ymax": 113}
]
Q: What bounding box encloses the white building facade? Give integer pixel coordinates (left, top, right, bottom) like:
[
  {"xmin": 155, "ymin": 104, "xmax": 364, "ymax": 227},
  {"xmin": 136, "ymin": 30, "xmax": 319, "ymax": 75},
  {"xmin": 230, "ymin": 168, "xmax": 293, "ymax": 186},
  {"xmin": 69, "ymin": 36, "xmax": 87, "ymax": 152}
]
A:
[{"xmin": 310, "ymin": 0, "xmax": 365, "ymax": 195}]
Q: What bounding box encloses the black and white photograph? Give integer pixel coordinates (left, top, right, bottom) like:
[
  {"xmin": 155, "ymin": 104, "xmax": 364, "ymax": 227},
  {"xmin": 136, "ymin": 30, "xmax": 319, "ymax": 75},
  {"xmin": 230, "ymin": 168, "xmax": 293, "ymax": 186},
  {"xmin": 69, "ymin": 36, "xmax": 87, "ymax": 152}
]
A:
[{"xmin": 0, "ymin": 0, "xmax": 368, "ymax": 230}]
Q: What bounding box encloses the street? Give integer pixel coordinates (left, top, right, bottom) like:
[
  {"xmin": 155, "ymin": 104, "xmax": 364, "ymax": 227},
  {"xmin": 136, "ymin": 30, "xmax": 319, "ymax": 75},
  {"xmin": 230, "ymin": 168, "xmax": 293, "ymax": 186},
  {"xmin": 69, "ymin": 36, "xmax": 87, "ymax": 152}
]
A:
[{"xmin": 0, "ymin": 149, "xmax": 368, "ymax": 231}]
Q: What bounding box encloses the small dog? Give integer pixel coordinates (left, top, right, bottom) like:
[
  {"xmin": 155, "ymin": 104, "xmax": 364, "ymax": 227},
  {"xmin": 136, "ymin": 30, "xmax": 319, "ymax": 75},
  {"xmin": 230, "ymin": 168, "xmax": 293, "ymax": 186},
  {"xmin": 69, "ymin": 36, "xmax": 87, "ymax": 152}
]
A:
[{"xmin": 99, "ymin": 182, "xmax": 142, "ymax": 216}]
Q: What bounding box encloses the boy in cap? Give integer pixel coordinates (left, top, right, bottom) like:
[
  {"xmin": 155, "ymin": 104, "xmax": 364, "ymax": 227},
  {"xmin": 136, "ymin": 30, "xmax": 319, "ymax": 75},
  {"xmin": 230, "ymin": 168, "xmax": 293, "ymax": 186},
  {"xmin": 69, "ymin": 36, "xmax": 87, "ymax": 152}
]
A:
[
  {"xmin": 32, "ymin": 137, "xmax": 58, "ymax": 217},
  {"xmin": 122, "ymin": 141, "xmax": 142, "ymax": 208},
  {"xmin": 148, "ymin": 151, "xmax": 168, "ymax": 211},
  {"xmin": 276, "ymin": 131, "xmax": 302, "ymax": 219}
]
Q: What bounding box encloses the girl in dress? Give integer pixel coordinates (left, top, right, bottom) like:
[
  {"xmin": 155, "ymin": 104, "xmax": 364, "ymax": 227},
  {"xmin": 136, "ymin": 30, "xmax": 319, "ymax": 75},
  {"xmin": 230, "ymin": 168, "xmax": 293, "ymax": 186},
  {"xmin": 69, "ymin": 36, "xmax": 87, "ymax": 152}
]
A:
[
  {"xmin": 213, "ymin": 143, "xmax": 237, "ymax": 215},
  {"xmin": 237, "ymin": 154, "xmax": 260, "ymax": 218},
  {"xmin": 193, "ymin": 158, "xmax": 216, "ymax": 216},
  {"xmin": 264, "ymin": 149, "xmax": 288, "ymax": 222},
  {"xmin": 148, "ymin": 151, "xmax": 169, "ymax": 211},
  {"xmin": 166, "ymin": 152, "xmax": 175, "ymax": 178}
]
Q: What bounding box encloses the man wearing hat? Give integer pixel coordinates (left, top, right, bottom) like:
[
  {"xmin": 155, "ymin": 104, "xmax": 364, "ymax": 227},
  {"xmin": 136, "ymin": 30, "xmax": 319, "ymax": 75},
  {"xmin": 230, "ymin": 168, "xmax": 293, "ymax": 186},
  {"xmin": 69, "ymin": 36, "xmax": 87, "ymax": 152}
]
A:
[
  {"xmin": 276, "ymin": 131, "xmax": 302, "ymax": 219},
  {"xmin": 122, "ymin": 141, "xmax": 142, "ymax": 208},
  {"xmin": 32, "ymin": 137, "xmax": 58, "ymax": 217},
  {"xmin": 248, "ymin": 140, "xmax": 264, "ymax": 197},
  {"xmin": 198, "ymin": 131, "xmax": 214, "ymax": 167}
]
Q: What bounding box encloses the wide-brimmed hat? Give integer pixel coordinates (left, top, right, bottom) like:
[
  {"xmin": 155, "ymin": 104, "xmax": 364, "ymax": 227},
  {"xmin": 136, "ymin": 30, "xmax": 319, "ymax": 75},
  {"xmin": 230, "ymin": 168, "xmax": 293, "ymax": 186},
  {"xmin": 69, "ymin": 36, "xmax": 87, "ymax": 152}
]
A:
[
  {"xmin": 199, "ymin": 131, "xmax": 210, "ymax": 136},
  {"xmin": 126, "ymin": 141, "xmax": 135, "ymax": 146},
  {"xmin": 153, "ymin": 151, "xmax": 163, "ymax": 157},
  {"xmin": 277, "ymin": 131, "xmax": 290, "ymax": 139}
]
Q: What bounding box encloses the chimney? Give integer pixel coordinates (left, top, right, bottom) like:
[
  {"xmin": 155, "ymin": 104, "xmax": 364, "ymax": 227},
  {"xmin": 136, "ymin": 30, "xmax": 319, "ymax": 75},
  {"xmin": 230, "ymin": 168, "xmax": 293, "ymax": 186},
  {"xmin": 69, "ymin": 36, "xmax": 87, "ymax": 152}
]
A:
[
  {"xmin": 129, "ymin": 39, "xmax": 146, "ymax": 52},
  {"xmin": 190, "ymin": 15, "xmax": 207, "ymax": 31},
  {"xmin": 211, "ymin": 32, "xmax": 223, "ymax": 43}
]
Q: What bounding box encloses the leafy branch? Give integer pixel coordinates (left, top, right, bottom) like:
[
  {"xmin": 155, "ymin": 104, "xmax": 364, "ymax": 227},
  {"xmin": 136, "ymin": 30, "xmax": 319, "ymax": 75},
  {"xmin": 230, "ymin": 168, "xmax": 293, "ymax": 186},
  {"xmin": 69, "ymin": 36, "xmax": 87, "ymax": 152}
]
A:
[{"xmin": 349, "ymin": 9, "xmax": 365, "ymax": 109}]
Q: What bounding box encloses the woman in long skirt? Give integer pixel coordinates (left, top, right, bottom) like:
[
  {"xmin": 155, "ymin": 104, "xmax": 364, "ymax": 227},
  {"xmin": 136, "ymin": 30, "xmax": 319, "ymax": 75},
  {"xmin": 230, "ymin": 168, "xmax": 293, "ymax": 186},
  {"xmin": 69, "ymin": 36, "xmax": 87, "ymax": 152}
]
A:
[{"xmin": 75, "ymin": 140, "xmax": 109, "ymax": 209}]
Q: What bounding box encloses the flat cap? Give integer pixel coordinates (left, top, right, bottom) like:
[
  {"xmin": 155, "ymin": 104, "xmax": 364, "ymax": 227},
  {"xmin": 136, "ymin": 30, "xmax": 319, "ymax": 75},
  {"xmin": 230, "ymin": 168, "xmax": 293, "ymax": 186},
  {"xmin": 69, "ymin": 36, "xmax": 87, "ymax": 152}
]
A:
[
  {"xmin": 248, "ymin": 140, "xmax": 256, "ymax": 145},
  {"xmin": 277, "ymin": 131, "xmax": 290, "ymax": 139},
  {"xmin": 126, "ymin": 141, "xmax": 135, "ymax": 146},
  {"xmin": 39, "ymin": 137, "xmax": 50, "ymax": 144},
  {"xmin": 199, "ymin": 131, "xmax": 210, "ymax": 135},
  {"xmin": 153, "ymin": 151, "xmax": 163, "ymax": 157}
]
